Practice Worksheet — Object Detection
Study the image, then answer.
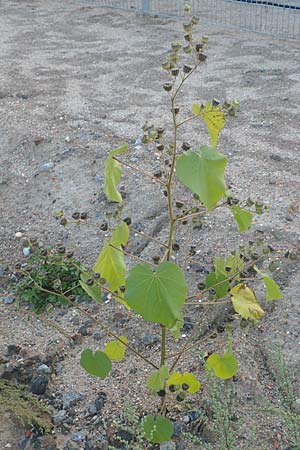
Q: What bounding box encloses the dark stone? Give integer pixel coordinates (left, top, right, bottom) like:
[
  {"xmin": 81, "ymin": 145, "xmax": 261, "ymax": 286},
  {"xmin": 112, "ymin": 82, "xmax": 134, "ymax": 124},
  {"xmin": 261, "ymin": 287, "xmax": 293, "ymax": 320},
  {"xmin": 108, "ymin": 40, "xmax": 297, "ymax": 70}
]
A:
[
  {"xmin": 63, "ymin": 391, "xmax": 85, "ymax": 409},
  {"xmin": 52, "ymin": 409, "xmax": 67, "ymax": 425},
  {"xmin": 95, "ymin": 392, "xmax": 107, "ymax": 411},
  {"xmin": 117, "ymin": 429, "xmax": 132, "ymax": 443},
  {"xmin": 93, "ymin": 331, "xmax": 103, "ymax": 342},
  {"xmin": 71, "ymin": 430, "xmax": 88, "ymax": 442},
  {"xmin": 187, "ymin": 410, "xmax": 201, "ymax": 422},
  {"xmin": 3, "ymin": 296, "xmax": 15, "ymax": 304},
  {"xmin": 78, "ymin": 326, "xmax": 88, "ymax": 336},
  {"xmin": 142, "ymin": 334, "xmax": 158, "ymax": 346},
  {"xmin": 182, "ymin": 316, "xmax": 193, "ymax": 331},
  {"xmin": 30, "ymin": 374, "xmax": 48, "ymax": 395},
  {"xmin": 173, "ymin": 421, "xmax": 186, "ymax": 436}
]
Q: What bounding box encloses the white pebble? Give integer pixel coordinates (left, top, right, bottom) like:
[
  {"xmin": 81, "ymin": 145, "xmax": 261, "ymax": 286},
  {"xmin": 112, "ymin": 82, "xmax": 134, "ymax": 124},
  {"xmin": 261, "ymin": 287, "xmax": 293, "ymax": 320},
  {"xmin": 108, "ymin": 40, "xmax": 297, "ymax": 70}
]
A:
[
  {"xmin": 23, "ymin": 247, "xmax": 31, "ymax": 257},
  {"xmin": 15, "ymin": 232, "xmax": 23, "ymax": 238}
]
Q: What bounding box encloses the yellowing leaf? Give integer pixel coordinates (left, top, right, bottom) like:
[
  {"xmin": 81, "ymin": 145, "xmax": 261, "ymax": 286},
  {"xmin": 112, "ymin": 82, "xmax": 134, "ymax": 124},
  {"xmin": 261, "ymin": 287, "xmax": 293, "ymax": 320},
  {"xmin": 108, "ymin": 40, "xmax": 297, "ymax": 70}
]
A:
[
  {"xmin": 167, "ymin": 372, "xmax": 200, "ymax": 393},
  {"xmin": 104, "ymin": 336, "xmax": 128, "ymax": 361},
  {"xmin": 231, "ymin": 284, "xmax": 264, "ymax": 320},
  {"xmin": 104, "ymin": 144, "xmax": 128, "ymax": 203},
  {"xmin": 206, "ymin": 352, "xmax": 238, "ymax": 379},
  {"xmin": 192, "ymin": 102, "xmax": 225, "ymax": 147}
]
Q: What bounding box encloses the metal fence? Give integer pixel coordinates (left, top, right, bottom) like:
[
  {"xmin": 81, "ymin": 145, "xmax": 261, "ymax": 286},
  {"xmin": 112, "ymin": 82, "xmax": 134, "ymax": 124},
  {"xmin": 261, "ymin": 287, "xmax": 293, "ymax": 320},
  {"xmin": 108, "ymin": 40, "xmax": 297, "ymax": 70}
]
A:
[{"xmin": 83, "ymin": 0, "xmax": 300, "ymax": 39}]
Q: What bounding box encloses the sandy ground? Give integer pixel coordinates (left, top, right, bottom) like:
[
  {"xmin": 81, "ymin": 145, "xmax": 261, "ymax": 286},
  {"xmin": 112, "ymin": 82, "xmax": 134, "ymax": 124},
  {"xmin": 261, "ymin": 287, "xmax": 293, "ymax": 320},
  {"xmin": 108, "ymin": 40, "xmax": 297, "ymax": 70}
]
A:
[{"xmin": 0, "ymin": 1, "xmax": 300, "ymax": 449}]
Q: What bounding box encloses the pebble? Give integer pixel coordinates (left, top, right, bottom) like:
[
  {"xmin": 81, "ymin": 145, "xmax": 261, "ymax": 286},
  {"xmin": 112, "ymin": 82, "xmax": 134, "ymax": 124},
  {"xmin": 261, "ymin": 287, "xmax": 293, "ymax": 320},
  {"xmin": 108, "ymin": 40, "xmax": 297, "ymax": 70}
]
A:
[
  {"xmin": 37, "ymin": 364, "xmax": 51, "ymax": 374},
  {"xmin": 3, "ymin": 296, "xmax": 15, "ymax": 305},
  {"xmin": 182, "ymin": 316, "xmax": 193, "ymax": 331},
  {"xmin": 70, "ymin": 430, "xmax": 88, "ymax": 442},
  {"xmin": 22, "ymin": 247, "xmax": 31, "ymax": 257},
  {"xmin": 87, "ymin": 404, "xmax": 97, "ymax": 416},
  {"xmin": 78, "ymin": 325, "xmax": 88, "ymax": 336},
  {"xmin": 53, "ymin": 409, "xmax": 67, "ymax": 425},
  {"xmin": 40, "ymin": 162, "xmax": 54, "ymax": 171},
  {"xmin": 142, "ymin": 333, "xmax": 158, "ymax": 346},
  {"xmin": 63, "ymin": 390, "xmax": 85, "ymax": 410},
  {"xmin": 95, "ymin": 392, "xmax": 107, "ymax": 411},
  {"xmin": 30, "ymin": 374, "xmax": 48, "ymax": 395},
  {"xmin": 15, "ymin": 232, "xmax": 23, "ymax": 238},
  {"xmin": 93, "ymin": 331, "xmax": 103, "ymax": 341}
]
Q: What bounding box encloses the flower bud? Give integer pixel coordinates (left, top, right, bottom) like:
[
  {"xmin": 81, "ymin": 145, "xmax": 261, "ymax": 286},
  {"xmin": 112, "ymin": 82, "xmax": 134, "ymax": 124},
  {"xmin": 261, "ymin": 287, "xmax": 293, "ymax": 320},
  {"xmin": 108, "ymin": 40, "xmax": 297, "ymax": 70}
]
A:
[{"xmin": 183, "ymin": 3, "xmax": 190, "ymax": 12}]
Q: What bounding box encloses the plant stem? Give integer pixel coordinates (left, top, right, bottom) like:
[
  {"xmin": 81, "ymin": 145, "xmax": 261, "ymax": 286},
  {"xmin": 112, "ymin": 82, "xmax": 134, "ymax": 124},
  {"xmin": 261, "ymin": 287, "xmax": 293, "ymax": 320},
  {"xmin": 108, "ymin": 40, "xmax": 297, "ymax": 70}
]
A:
[
  {"xmin": 160, "ymin": 326, "xmax": 166, "ymax": 366},
  {"xmin": 112, "ymin": 157, "xmax": 166, "ymax": 186},
  {"xmin": 109, "ymin": 244, "xmax": 156, "ymax": 267}
]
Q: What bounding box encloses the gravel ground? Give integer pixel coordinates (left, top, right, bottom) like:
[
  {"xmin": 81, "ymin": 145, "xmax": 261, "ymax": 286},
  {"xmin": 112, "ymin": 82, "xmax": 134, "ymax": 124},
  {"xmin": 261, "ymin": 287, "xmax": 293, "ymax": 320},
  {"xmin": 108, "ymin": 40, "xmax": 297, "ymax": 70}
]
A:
[{"xmin": 0, "ymin": 1, "xmax": 300, "ymax": 449}]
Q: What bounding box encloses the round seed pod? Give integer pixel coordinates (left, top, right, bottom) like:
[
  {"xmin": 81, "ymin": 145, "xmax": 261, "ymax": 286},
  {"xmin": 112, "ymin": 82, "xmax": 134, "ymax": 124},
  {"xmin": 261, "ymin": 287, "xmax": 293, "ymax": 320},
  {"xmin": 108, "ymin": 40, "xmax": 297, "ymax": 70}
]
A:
[
  {"xmin": 183, "ymin": 64, "xmax": 193, "ymax": 74},
  {"xmin": 182, "ymin": 141, "xmax": 191, "ymax": 151},
  {"xmin": 163, "ymin": 83, "xmax": 172, "ymax": 92},
  {"xmin": 72, "ymin": 212, "xmax": 80, "ymax": 220},
  {"xmin": 171, "ymin": 68, "xmax": 179, "ymax": 77}
]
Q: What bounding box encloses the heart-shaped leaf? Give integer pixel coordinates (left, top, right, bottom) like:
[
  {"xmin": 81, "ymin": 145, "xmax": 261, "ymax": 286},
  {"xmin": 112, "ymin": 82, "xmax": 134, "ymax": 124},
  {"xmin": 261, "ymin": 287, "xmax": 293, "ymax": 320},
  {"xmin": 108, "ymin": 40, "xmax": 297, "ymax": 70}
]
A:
[
  {"xmin": 231, "ymin": 284, "xmax": 264, "ymax": 320},
  {"xmin": 192, "ymin": 102, "xmax": 225, "ymax": 147},
  {"xmin": 125, "ymin": 262, "xmax": 187, "ymax": 328},
  {"xmin": 141, "ymin": 415, "xmax": 173, "ymax": 443},
  {"xmin": 104, "ymin": 144, "xmax": 128, "ymax": 203},
  {"xmin": 104, "ymin": 336, "xmax": 128, "ymax": 361},
  {"xmin": 176, "ymin": 146, "xmax": 227, "ymax": 209},
  {"xmin": 206, "ymin": 352, "xmax": 238, "ymax": 379},
  {"xmin": 80, "ymin": 349, "xmax": 112, "ymax": 379}
]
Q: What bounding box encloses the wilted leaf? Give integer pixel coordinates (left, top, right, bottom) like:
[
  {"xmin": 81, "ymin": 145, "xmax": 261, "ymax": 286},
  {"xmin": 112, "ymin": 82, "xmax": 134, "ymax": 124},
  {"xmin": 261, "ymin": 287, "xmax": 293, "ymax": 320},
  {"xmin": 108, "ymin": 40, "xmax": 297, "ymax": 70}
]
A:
[
  {"xmin": 176, "ymin": 145, "xmax": 227, "ymax": 209},
  {"xmin": 231, "ymin": 206, "xmax": 253, "ymax": 233},
  {"xmin": 147, "ymin": 366, "xmax": 169, "ymax": 392},
  {"xmin": 231, "ymin": 284, "xmax": 264, "ymax": 319},
  {"xmin": 125, "ymin": 262, "xmax": 187, "ymax": 328},
  {"xmin": 141, "ymin": 415, "xmax": 173, "ymax": 443},
  {"xmin": 206, "ymin": 351, "xmax": 238, "ymax": 379},
  {"xmin": 104, "ymin": 144, "xmax": 128, "ymax": 203},
  {"xmin": 80, "ymin": 349, "xmax": 112, "ymax": 378},
  {"xmin": 104, "ymin": 336, "xmax": 128, "ymax": 361}
]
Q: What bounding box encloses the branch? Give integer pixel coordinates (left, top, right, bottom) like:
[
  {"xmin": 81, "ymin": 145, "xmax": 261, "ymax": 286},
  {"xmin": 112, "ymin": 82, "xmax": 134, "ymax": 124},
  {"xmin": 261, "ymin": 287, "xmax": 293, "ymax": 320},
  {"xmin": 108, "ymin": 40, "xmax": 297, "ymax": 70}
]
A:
[
  {"xmin": 112, "ymin": 157, "xmax": 166, "ymax": 186},
  {"xmin": 109, "ymin": 244, "xmax": 156, "ymax": 267}
]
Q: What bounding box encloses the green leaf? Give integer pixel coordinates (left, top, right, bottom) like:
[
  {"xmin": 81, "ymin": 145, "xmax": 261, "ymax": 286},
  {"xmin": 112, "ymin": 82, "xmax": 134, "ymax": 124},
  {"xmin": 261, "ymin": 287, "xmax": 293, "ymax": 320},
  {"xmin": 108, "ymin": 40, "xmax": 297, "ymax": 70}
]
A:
[
  {"xmin": 254, "ymin": 267, "xmax": 283, "ymax": 301},
  {"xmin": 170, "ymin": 315, "xmax": 184, "ymax": 339},
  {"xmin": 225, "ymin": 252, "xmax": 244, "ymax": 277},
  {"xmin": 147, "ymin": 366, "xmax": 169, "ymax": 392},
  {"xmin": 80, "ymin": 349, "xmax": 112, "ymax": 378},
  {"xmin": 206, "ymin": 272, "xmax": 230, "ymax": 298},
  {"xmin": 93, "ymin": 242, "xmax": 126, "ymax": 293},
  {"xmin": 167, "ymin": 372, "xmax": 201, "ymax": 393},
  {"xmin": 141, "ymin": 415, "xmax": 173, "ymax": 444},
  {"xmin": 104, "ymin": 144, "xmax": 128, "ymax": 203},
  {"xmin": 192, "ymin": 102, "xmax": 226, "ymax": 147},
  {"xmin": 125, "ymin": 262, "xmax": 187, "ymax": 328},
  {"xmin": 214, "ymin": 257, "xmax": 227, "ymax": 277},
  {"xmin": 104, "ymin": 336, "xmax": 128, "ymax": 361},
  {"xmin": 79, "ymin": 273, "xmax": 102, "ymax": 303},
  {"xmin": 111, "ymin": 222, "xmax": 129, "ymax": 246},
  {"xmin": 231, "ymin": 283, "xmax": 264, "ymax": 320},
  {"xmin": 231, "ymin": 206, "xmax": 253, "ymax": 233},
  {"xmin": 206, "ymin": 351, "xmax": 238, "ymax": 379},
  {"xmin": 176, "ymin": 146, "xmax": 227, "ymax": 209}
]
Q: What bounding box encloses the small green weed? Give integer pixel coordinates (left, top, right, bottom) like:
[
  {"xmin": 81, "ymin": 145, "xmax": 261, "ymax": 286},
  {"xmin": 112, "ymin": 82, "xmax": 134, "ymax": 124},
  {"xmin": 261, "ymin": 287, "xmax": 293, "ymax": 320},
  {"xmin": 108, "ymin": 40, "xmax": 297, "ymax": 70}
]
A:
[{"xmin": 14, "ymin": 245, "xmax": 86, "ymax": 312}]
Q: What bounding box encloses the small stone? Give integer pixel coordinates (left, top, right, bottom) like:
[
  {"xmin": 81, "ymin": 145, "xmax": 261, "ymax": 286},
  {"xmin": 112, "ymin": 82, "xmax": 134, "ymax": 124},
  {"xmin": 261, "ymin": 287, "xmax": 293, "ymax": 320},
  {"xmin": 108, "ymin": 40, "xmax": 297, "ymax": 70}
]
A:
[
  {"xmin": 15, "ymin": 232, "xmax": 23, "ymax": 238},
  {"xmin": 3, "ymin": 296, "xmax": 15, "ymax": 305},
  {"xmin": 22, "ymin": 247, "xmax": 31, "ymax": 257},
  {"xmin": 37, "ymin": 364, "xmax": 51, "ymax": 374},
  {"xmin": 95, "ymin": 392, "xmax": 107, "ymax": 411},
  {"xmin": 87, "ymin": 404, "xmax": 97, "ymax": 416},
  {"xmin": 93, "ymin": 331, "xmax": 103, "ymax": 342},
  {"xmin": 173, "ymin": 421, "xmax": 186, "ymax": 436},
  {"xmin": 71, "ymin": 430, "xmax": 87, "ymax": 442},
  {"xmin": 293, "ymin": 398, "xmax": 300, "ymax": 414},
  {"xmin": 18, "ymin": 437, "xmax": 29, "ymax": 450},
  {"xmin": 63, "ymin": 391, "xmax": 85, "ymax": 409},
  {"xmin": 182, "ymin": 316, "xmax": 193, "ymax": 331},
  {"xmin": 40, "ymin": 162, "xmax": 54, "ymax": 171},
  {"xmin": 142, "ymin": 334, "xmax": 158, "ymax": 346},
  {"xmin": 30, "ymin": 374, "xmax": 48, "ymax": 395},
  {"xmin": 78, "ymin": 325, "xmax": 88, "ymax": 336},
  {"xmin": 65, "ymin": 136, "xmax": 71, "ymax": 143},
  {"xmin": 53, "ymin": 409, "xmax": 67, "ymax": 425}
]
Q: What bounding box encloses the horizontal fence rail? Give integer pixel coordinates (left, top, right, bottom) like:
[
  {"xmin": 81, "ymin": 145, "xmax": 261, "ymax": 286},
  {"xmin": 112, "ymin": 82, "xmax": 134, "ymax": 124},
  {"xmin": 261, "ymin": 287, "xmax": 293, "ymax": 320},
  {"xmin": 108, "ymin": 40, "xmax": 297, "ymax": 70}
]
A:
[{"xmin": 81, "ymin": 0, "xmax": 300, "ymax": 39}]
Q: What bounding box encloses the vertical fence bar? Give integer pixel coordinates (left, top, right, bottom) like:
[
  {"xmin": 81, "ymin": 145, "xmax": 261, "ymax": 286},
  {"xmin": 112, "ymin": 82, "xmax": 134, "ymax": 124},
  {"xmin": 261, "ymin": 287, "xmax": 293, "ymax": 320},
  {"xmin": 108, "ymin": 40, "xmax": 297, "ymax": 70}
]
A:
[{"xmin": 142, "ymin": 0, "xmax": 150, "ymax": 15}]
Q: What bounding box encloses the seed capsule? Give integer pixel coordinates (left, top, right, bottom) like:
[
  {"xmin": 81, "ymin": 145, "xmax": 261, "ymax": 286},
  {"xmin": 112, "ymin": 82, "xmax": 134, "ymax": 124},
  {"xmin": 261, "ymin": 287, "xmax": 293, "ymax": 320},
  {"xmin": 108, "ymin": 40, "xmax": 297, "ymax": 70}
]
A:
[
  {"xmin": 57, "ymin": 246, "xmax": 66, "ymax": 254},
  {"xmin": 80, "ymin": 212, "xmax": 88, "ymax": 220},
  {"xmin": 169, "ymin": 384, "xmax": 176, "ymax": 393},
  {"xmin": 163, "ymin": 83, "xmax": 172, "ymax": 92},
  {"xmin": 184, "ymin": 33, "xmax": 192, "ymax": 42},
  {"xmin": 41, "ymin": 249, "xmax": 48, "ymax": 257},
  {"xmin": 120, "ymin": 285, "xmax": 126, "ymax": 293},
  {"xmin": 72, "ymin": 212, "xmax": 80, "ymax": 220},
  {"xmin": 100, "ymin": 222, "xmax": 108, "ymax": 231},
  {"xmin": 176, "ymin": 392, "xmax": 186, "ymax": 402},
  {"xmin": 66, "ymin": 251, "xmax": 74, "ymax": 258},
  {"xmin": 86, "ymin": 278, "xmax": 94, "ymax": 286},
  {"xmin": 162, "ymin": 61, "xmax": 171, "ymax": 70},
  {"xmin": 174, "ymin": 107, "xmax": 180, "ymax": 114},
  {"xmin": 152, "ymin": 255, "xmax": 160, "ymax": 265},
  {"xmin": 183, "ymin": 45, "xmax": 192, "ymax": 54},
  {"xmin": 223, "ymin": 100, "xmax": 231, "ymax": 109},
  {"xmin": 183, "ymin": 64, "xmax": 193, "ymax": 74},
  {"xmin": 93, "ymin": 272, "xmax": 100, "ymax": 279},
  {"xmin": 197, "ymin": 282, "xmax": 205, "ymax": 291},
  {"xmin": 212, "ymin": 98, "xmax": 220, "ymax": 107},
  {"xmin": 171, "ymin": 41, "xmax": 182, "ymax": 52},
  {"xmin": 195, "ymin": 43, "xmax": 203, "ymax": 53},
  {"xmin": 15, "ymin": 263, "xmax": 21, "ymax": 270},
  {"xmin": 182, "ymin": 141, "xmax": 191, "ymax": 151},
  {"xmin": 183, "ymin": 22, "xmax": 192, "ymax": 32},
  {"xmin": 60, "ymin": 217, "xmax": 68, "ymax": 226},
  {"xmin": 191, "ymin": 16, "xmax": 200, "ymax": 25},
  {"xmin": 182, "ymin": 383, "xmax": 189, "ymax": 391},
  {"xmin": 175, "ymin": 201, "xmax": 184, "ymax": 208},
  {"xmin": 154, "ymin": 170, "xmax": 162, "ymax": 178},
  {"xmin": 202, "ymin": 35, "xmax": 209, "ymax": 43},
  {"xmin": 123, "ymin": 217, "xmax": 132, "ymax": 226},
  {"xmin": 228, "ymin": 107, "xmax": 235, "ymax": 117},
  {"xmin": 156, "ymin": 143, "xmax": 164, "ymax": 151},
  {"xmin": 183, "ymin": 4, "xmax": 190, "ymax": 13},
  {"xmin": 157, "ymin": 389, "xmax": 166, "ymax": 397},
  {"xmin": 172, "ymin": 243, "xmax": 180, "ymax": 252},
  {"xmin": 198, "ymin": 53, "xmax": 207, "ymax": 62},
  {"xmin": 171, "ymin": 68, "xmax": 179, "ymax": 77},
  {"xmin": 156, "ymin": 127, "xmax": 165, "ymax": 136}
]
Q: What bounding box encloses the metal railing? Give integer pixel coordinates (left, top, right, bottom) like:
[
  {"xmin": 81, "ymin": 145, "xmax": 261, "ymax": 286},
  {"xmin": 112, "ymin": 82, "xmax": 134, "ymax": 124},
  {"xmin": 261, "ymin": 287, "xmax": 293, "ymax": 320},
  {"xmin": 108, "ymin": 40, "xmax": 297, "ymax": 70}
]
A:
[{"xmin": 82, "ymin": 0, "xmax": 300, "ymax": 39}]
